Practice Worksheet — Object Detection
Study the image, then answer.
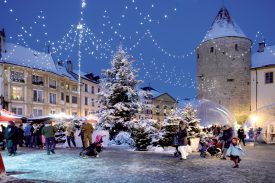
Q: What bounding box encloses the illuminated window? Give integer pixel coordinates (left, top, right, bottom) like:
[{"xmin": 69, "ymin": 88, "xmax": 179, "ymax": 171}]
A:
[{"xmin": 11, "ymin": 86, "xmax": 23, "ymax": 100}]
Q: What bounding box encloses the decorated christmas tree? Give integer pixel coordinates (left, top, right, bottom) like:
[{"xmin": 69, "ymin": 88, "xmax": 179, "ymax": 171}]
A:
[
  {"xmin": 181, "ymin": 103, "xmax": 201, "ymax": 138},
  {"xmin": 97, "ymin": 46, "xmax": 141, "ymax": 139},
  {"xmin": 160, "ymin": 109, "xmax": 181, "ymax": 147}
]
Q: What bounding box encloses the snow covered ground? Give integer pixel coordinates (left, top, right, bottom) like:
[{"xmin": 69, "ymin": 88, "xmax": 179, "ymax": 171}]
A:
[{"xmin": 2, "ymin": 145, "xmax": 275, "ymax": 183}]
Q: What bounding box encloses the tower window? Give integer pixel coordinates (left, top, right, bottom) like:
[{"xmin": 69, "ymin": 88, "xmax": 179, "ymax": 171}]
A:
[
  {"xmin": 197, "ymin": 54, "xmax": 199, "ymax": 59},
  {"xmin": 235, "ymin": 44, "xmax": 238, "ymax": 51},
  {"xmin": 265, "ymin": 72, "xmax": 273, "ymax": 84},
  {"xmin": 227, "ymin": 79, "xmax": 234, "ymax": 82},
  {"xmin": 210, "ymin": 47, "xmax": 214, "ymax": 53}
]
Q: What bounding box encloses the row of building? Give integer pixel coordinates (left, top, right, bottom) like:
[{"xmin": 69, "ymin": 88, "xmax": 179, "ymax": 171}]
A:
[{"xmin": 0, "ymin": 29, "xmax": 177, "ymax": 122}]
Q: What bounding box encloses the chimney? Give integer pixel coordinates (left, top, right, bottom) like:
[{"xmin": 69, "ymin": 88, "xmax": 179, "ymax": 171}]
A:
[
  {"xmin": 0, "ymin": 28, "xmax": 6, "ymax": 53},
  {"xmin": 66, "ymin": 60, "xmax": 73, "ymax": 72},
  {"xmin": 257, "ymin": 41, "xmax": 265, "ymax": 53},
  {"xmin": 57, "ymin": 60, "xmax": 64, "ymax": 66}
]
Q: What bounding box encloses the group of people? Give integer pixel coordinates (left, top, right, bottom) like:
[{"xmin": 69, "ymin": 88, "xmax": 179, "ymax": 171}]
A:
[
  {"xmin": 176, "ymin": 122, "xmax": 246, "ymax": 168},
  {"xmin": 0, "ymin": 120, "xmax": 95, "ymax": 156}
]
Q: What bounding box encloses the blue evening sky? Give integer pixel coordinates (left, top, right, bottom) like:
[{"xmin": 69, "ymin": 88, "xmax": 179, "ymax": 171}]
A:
[{"xmin": 1, "ymin": 0, "xmax": 275, "ymax": 101}]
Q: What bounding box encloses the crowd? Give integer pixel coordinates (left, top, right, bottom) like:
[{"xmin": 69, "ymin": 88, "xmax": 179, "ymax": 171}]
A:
[
  {"xmin": 0, "ymin": 120, "xmax": 95, "ymax": 156},
  {"xmin": 175, "ymin": 122, "xmax": 246, "ymax": 168}
]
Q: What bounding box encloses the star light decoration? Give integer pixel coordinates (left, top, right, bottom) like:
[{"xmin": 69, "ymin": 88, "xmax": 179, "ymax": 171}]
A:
[{"xmin": 2, "ymin": 0, "xmax": 275, "ymax": 93}]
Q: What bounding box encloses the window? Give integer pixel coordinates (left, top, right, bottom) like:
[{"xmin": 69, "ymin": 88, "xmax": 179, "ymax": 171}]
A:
[
  {"xmin": 72, "ymin": 85, "xmax": 78, "ymax": 92},
  {"xmin": 85, "ymin": 97, "xmax": 88, "ymax": 105},
  {"xmin": 156, "ymin": 112, "xmax": 160, "ymax": 115},
  {"xmin": 61, "ymin": 92, "xmax": 64, "ymax": 101},
  {"xmin": 33, "ymin": 109, "xmax": 43, "ymax": 117},
  {"xmin": 72, "ymin": 112, "xmax": 77, "ymax": 116},
  {"xmin": 197, "ymin": 54, "xmax": 199, "ymax": 59},
  {"xmin": 11, "ymin": 107, "xmax": 23, "ymax": 115},
  {"xmin": 235, "ymin": 44, "xmax": 238, "ymax": 51},
  {"xmin": 50, "ymin": 110, "xmax": 56, "ymax": 114},
  {"xmin": 91, "ymin": 86, "xmax": 94, "ymax": 94},
  {"xmin": 84, "ymin": 84, "xmax": 88, "ymax": 92},
  {"xmin": 66, "ymin": 95, "xmax": 70, "ymax": 103},
  {"xmin": 98, "ymin": 88, "xmax": 100, "ymax": 93},
  {"xmin": 65, "ymin": 84, "xmax": 69, "ymax": 90},
  {"xmin": 227, "ymin": 79, "xmax": 234, "ymax": 82},
  {"xmin": 72, "ymin": 96, "xmax": 77, "ymax": 104},
  {"xmin": 32, "ymin": 75, "xmax": 44, "ymax": 85},
  {"xmin": 85, "ymin": 110, "xmax": 88, "ymax": 116},
  {"xmin": 60, "ymin": 82, "xmax": 65, "ymax": 89},
  {"xmin": 210, "ymin": 47, "xmax": 214, "ymax": 53},
  {"xmin": 49, "ymin": 79, "xmax": 57, "ymax": 89},
  {"xmin": 33, "ymin": 90, "xmax": 43, "ymax": 102},
  {"xmin": 11, "ymin": 86, "xmax": 23, "ymax": 100},
  {"xmin": 91, "ymin": 98, "xmax": 95, "ymax": 107},
  {"xmin": 265, "ymin": 72, "xmax": 273, "ymax": 84},
  {"xmin": 49, "ymin": 93, "xmax": 57, "ymax": 104},
  {"xmin": 10, "ymin": 71, "xmax": 24, "ymax": 83}
]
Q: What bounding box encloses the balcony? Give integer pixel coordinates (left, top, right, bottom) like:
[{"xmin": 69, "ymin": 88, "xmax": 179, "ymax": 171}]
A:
[
  {"xmin": 49, "ymin": 85, "xmax": 57, "ymax": 89},
  {"xmin": 11, "ymin": 96, "xmax": 24, "ymax": 101},
  {"xmin": 32, "ymin": 81, "xmax": 44, "ymax": 86},
  {"xmin": 33, "ymin": 98, "xmax": 44, "ymax": 103},
  {"xmin": 11, "ymin": 79, "xmax": 25, "ymax": 83}
]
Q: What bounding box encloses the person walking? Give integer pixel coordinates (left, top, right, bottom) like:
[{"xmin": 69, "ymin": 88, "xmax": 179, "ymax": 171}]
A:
[
  {"xmin": 66, "ymin": 122, "xmax": 76, "ymax": 148},
  {"xmin": 237, "ymin": 127, "xmax": 246, "ymax": 146},
  {"xmin": 24, "ymin": 123, "xmax": 33, "ymax": 148},
  {"xmin": 18, "ymin": 124, "xmax": 24, "ymax": 147},
  {"xmin": 4, "ymin": 121, "xmax": 18, "ymax": 156},
  {"xmin": 42, "ymin": 121, "xmax": 56, "ymax": 155},
  {"xmin": 221, "ymin": 125, "xmax": 233, "ymax": 160},
  {"xmin": 178, "ymin": 121, "xmax": 189, "ymax": 160},
  {"xmin": 226, "ymin": 137, "xmax": 245, "ymax": 168},
  {"xmin": 81, "ymin": 121, "xmax": 94, "ymax": 148}
]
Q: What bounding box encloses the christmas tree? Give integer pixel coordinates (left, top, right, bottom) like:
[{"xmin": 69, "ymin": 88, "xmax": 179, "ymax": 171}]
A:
[
  {"xmin": 160, "ymin": 109, "xmax": 181, "ymax": 146},
  {"xmin": 97, "ymin": 46, "xmax": 141, "ymax": 139},
  {"xmin": 181, "ymin": 103, "xmax": 201, "ymax": 138}
]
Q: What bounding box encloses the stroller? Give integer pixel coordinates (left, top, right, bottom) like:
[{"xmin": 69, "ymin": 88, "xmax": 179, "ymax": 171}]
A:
[
  {"xmin": 79, "ymin": 135, "xmax": 103, "ymax": 158},
  {"xmin": 199, "ymin": 137, "xmax": 222, "ymax": 158}
]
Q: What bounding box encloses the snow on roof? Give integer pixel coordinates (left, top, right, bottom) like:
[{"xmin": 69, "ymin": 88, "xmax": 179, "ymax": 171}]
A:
[
  {"xmin": 252, "ymin": 45, "xmax": 275, "ymax": 68},
  {"xmin": 0, "ymin": 43, "xmax": 58, "ymax": 73},
  {"xmin": 0, "ymin": 43, "xmax": 78, "ymax": 82},
  {"xmin": 202, "ymin": 7, "xmax": 248, "ymax": 43},
  {"xmin": 56, "ymin": 65, "xmax": 78, "ymax": 81}
]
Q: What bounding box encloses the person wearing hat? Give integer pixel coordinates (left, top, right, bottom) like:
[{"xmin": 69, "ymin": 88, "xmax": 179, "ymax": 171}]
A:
[
  {"xmin": 4, "ymin": 121, "xmax": 18, "ymax": 156},
  {"xmin": 178, "ymin": 120, "xmax": 189, "ymax": 160},
  {"xmin": 221, "ymin": 124, "xmax": 233, "ymax": 160}
]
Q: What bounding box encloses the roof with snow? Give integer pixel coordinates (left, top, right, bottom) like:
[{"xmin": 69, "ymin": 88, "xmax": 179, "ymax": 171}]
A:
[
  {"xmin": 0, "ymin": 43, "xmax": 58, "ymax": 73},
  {"xmin": 72, "ymin": 69, "xmax": 100, "ymax": 83},
  {"xmin": 202, "ymin": 7, "xmax": 248, "ymax": 43},
  {"xmin": 252, "ymin": 45, "xmax": 275, "ymax": 68},
  {"xmin": 0, "ymin": 43, "xmax": 78, "ymax": 82}
]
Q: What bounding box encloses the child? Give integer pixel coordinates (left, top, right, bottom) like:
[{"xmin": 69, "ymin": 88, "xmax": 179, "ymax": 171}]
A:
[{"xmin": 226, "ymin": 137, "xmax": 245, "ymax": 168}]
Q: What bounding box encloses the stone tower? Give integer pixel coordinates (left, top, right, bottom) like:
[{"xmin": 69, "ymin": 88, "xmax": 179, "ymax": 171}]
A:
[{"xmin": 196, "ymin": 7, "xmax": 251, "ymax": 123}]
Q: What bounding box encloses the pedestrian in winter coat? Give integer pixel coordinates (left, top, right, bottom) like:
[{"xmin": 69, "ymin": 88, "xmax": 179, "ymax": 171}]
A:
[
  {"xmin": 66, "ymin": 123, "xmax": 76, "ymax": 148},
  {"xmin": 18, "ymin": 124, "xmax": 24, "ymax": 147},
  {"xmin": 226, "ymin": 137, "xmax": 245, "ymax": 168},
  {"xmin": 81, "ymin": 121, "xmax": 94, "ymax": 148},
  {"xmin": 221, "ymin": 125, "xmax": 233, "ymax": 160},
  {"xmin": 24, "ymin": 123, "xmax": 33, "ymax": 147},
  {"xmin": 237, "ymin": 127, "xmax": 246, "ymax": 146},
  {"xmin": 4, "ymin": 121, "xmax": 18, "ymax": 156},
  {"xmin": 178, "ymin": 121, "xmax": 189, "ymax": 160},
  {"xmin": 42, "ymin": 121, "xmax": 56, "ymax": 155}
]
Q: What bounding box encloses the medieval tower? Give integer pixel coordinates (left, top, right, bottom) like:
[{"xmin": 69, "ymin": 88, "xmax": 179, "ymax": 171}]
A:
[{"xmin": 196, "ymin": 7, "xmax": 251, "ymax": 123}]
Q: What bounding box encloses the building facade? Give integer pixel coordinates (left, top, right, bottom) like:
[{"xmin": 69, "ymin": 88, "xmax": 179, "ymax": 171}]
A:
[
  {"xmin": 0, "ymin": 29, "xmax": 100, "ymax": 117},
  {"xmin": 251, "ymin": 43, "xmax": 275, "ymax": 111},
  {"xmin": 197, "ymin": 7, "xmax": 251, "ymax": 123}
]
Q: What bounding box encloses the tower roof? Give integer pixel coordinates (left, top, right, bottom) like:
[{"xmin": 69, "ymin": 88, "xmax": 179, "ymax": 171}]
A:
[{"xmin": 202, "ymin": 7, "xmax": 248, "ymax": 43}]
